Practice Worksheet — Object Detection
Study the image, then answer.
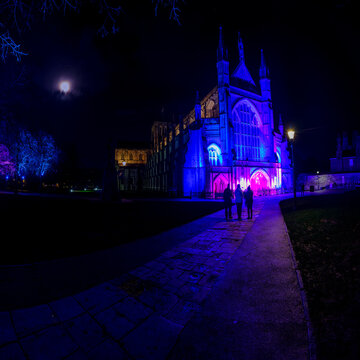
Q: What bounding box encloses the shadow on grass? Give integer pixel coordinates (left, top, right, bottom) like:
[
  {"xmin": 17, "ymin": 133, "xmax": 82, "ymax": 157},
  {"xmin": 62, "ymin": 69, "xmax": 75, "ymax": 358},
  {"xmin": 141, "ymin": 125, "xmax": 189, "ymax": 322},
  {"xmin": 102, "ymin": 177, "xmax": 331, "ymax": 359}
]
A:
[
  {"xmin": 280, "ymin": 191, "xmax": 360, "ymax": 360},
  {"xmin": 1, "ymin": 194, "xmax": 224, "ymax": 264}
]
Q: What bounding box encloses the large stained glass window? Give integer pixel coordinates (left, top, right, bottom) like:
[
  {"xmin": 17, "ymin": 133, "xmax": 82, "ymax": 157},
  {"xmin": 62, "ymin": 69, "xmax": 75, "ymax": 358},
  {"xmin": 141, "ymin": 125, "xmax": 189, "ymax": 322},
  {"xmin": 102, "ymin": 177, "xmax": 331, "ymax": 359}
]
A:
[
  {"xmin": 208, "ymin": 144, "xmax": 222, "ymax": 166},
  {"xmin": 233, "ymin": 102, "xmax": 261, "ymax": 161}
]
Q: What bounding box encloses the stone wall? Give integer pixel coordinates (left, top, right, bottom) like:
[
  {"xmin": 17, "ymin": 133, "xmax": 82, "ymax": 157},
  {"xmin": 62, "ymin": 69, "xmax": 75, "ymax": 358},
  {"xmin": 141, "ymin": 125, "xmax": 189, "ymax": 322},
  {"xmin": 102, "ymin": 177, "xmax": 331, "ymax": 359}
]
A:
[
  {"xmin": 298, "ymin": 172, "xmax": 360, "ymax": 190},
  {"xmin": 115, "ymin": 149, "xmax": 149, "ymax": 166}
]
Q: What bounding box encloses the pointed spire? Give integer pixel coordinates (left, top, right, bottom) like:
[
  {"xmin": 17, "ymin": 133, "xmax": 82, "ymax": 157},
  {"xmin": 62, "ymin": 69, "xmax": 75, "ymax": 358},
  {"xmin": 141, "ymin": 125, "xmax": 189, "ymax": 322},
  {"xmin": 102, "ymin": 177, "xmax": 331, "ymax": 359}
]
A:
[
  {"xmin": 260, "ymin": 49, "xmax": 269, "ymax": 79},
  {"xmin": 195, "ymin": 90, "xmax": 201, "ymax": 121},
  {"xmin": 238, "ymin": 32, "xmax": 245, "ymax": 64},
  {"xmin": 279, "ymin": 113, "xmax": 283, "ymax": 126},
  {"xmin": 217, "ymin": 26, "xmax": 227, "ymax": 61},
  {"xmin": 278, "ymin": 114, "xmax": 284, "ymax": 136}
]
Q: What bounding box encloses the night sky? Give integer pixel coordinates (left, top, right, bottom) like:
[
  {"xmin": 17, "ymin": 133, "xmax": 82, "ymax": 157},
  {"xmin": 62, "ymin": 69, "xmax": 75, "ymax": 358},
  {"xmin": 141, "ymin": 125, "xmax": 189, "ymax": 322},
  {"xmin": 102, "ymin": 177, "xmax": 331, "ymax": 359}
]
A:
[{"xmin": 4, "ymin": 0, "xmax": 359, "ymax": 173}]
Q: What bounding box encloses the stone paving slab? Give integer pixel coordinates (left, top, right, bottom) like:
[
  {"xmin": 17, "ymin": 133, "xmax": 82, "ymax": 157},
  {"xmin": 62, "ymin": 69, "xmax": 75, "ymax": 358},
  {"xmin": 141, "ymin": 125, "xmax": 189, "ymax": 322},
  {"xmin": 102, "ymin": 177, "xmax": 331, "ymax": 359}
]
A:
[
  {"xmin": 0, "ymin": 201, "xmax": 266, "ymax": 359},
  {"xmin": 64, "ymin": 313, "xmax": 107, "ymax": 352},
  {"xmin": 20, "ymin": 325, "xmax": 78, "ymax": 360},
  {"xmin": 74, "ymin": 282, "xmax": 127, "ymax": 316},
  {"xmin": 87, "ymin": 339, "xmax": 129, "ymax": 360},
  {"xmin": 122, "ymin": 314, "xmax": 183, "ymax": 360},
  {"xmin": 112, "ymin": 297, "xmax": 153, "ymax": 324},
  {"xmin": 11, "ymin": 304, "xmax": 58, "ymax": 337},
  {"xmin": 50, "ymin": 296, "xmax": 85, "ymax": 322},
  {"xmin": 0, "ymin": 341, "xmax": 26, "ymax": 360},
  {"xmin": 0, "ymin": 312, "xmax": 16, "ymax": 346},
  {"xmin": 168, "ymin": 197, "xmax": 309, "ymax": 360},
  {"xmin": 94, "ymin": 306, "xmax": 135, "ymax": 340}
]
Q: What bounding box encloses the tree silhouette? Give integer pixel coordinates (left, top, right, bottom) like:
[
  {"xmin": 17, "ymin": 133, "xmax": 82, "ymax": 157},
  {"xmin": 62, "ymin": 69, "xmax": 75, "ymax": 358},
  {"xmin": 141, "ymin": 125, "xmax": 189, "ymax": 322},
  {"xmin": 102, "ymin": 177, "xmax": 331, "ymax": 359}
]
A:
[
  {"xmin": 0, "ymin": 0, "xmax": 184, "ymax": 62},
  {"xmin": 0, "ymin": 143, "xmax": 15, "ymax": 176}
]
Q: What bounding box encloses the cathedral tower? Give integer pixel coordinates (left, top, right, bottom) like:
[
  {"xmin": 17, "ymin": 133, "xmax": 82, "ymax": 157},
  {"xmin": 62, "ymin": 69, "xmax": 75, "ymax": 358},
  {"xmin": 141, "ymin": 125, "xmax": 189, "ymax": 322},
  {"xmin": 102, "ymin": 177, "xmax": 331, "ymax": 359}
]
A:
[
  {"xmin": 259, "ymin": 49, "xmax": 271, "ymax": 100},
  {"xmin": 216, "ymin": 26, "xmax": 232, "ymax": 166}
]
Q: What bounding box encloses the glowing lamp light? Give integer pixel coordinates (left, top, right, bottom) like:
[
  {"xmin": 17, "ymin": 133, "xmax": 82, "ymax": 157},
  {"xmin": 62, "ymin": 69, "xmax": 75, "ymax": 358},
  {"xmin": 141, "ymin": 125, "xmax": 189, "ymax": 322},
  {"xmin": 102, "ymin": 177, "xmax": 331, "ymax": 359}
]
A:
[
  {"xmin": 122, "ymin": 161, "xmax": 126, "ymax": 166},
  {"xmin": 240, "ymin": 178, "xmax": 246, "ymax": 190},
  {"xmin": 59, "ymin": 81, "xmax": 70, "ymax": 94},
  {"xmin": 287, "ymin": 129, "xmax": 295, "ymax": 140}
]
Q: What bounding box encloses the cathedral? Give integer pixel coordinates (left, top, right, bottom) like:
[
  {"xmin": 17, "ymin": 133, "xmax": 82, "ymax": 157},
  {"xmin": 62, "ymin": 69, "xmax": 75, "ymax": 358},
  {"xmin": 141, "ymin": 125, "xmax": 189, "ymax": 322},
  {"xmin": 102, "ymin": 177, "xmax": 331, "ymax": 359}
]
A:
[{"xmin": 117, "ymin": 28, "xmax": 292, "ymax": 197}]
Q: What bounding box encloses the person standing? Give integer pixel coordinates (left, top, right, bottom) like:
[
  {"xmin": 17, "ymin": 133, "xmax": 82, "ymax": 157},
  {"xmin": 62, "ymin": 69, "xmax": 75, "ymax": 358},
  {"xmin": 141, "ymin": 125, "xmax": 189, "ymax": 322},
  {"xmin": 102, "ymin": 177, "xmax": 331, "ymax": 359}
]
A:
[
  {"xmin": 234, "ymin": 184, "xmax": 243, "ymax": 220},
  {"xmin": 244, "ymin": 185, "xmax": 254, "ymax": 219},
  {"xmin": 301, "ymin": 183, "xmax": 305, "ymax": 197},
  {"xmin": 223, "ymin": 184, "xmax": 233, "ymax": 220}
]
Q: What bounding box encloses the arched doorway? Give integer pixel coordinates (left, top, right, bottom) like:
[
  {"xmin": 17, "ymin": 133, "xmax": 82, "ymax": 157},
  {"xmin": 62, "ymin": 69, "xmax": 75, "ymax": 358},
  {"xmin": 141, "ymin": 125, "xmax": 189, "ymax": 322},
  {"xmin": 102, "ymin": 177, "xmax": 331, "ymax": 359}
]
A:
[
  {"xmin": 250, "ymin": 169, "xmax": 270, "ymax": 196},
  {"xmin": 213, "ymin": 173, "xmax": 229, "ymax": 196}
]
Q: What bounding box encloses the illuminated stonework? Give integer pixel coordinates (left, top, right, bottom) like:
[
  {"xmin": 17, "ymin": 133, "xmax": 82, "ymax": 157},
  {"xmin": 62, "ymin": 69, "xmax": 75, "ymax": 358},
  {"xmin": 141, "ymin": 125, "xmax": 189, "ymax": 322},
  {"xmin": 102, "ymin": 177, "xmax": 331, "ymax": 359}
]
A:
[
  {"xmin": 115, "ymin": 148, "xmax": 150, "ymax": 192},
  {"xmin": 115, "ymin": 149, "xmax": 148, "ymax": 166},
  {"xmin": 143, "ymin": 28, "xmax": 293, "ymax": 197}
]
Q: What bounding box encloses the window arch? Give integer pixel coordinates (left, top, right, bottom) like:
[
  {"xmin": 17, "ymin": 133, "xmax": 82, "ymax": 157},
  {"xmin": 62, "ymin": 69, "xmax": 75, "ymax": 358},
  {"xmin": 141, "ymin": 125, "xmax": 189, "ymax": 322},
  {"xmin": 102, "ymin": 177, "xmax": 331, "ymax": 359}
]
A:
[
  {"xmin": 275, "ymin": 151, "xmax": 281, "ymax": 163},
  {"xmin": 233, "ymin": 101, "xmax": 262, "ymax": 161},
  {"xmin": 208, "ymin": 144, "xmax": 222, "ymax": 166}
]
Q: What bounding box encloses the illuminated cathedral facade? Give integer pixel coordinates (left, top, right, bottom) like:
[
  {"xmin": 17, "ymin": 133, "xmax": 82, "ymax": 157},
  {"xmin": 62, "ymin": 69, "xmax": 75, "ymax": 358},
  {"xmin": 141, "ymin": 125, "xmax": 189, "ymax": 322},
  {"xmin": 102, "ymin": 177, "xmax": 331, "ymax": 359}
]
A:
[{"xmin": 119, "ymin": 29, "xmax": 292, "ymax": 197}]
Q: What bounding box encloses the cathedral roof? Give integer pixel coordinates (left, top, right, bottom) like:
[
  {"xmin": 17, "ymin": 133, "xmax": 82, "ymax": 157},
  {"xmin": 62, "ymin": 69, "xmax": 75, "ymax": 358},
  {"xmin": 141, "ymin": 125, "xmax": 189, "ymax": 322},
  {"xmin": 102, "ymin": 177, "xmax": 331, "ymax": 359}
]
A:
[
  {"xmin": 230, "ymin": 34, "xmax": 259, "ymax": 94},
  {"xmin": 230, "ymin": 73, "xmax": 260, "ymax": 95},
  {"xmin": 232, "ymin": 61, "xmax": 255, "ymax": 86}
]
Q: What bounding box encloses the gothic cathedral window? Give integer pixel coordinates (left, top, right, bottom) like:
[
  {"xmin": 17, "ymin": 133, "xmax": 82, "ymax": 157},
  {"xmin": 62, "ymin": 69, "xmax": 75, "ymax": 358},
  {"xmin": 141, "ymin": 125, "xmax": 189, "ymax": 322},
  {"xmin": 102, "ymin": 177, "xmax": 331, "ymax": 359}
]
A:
[
  {"xmin": 208, "ymin": 144, "xmax": 222, "ymax": 166},
  {"xmin": 233, "ymin": 102, "xmax": 261, "ymax": 161}
]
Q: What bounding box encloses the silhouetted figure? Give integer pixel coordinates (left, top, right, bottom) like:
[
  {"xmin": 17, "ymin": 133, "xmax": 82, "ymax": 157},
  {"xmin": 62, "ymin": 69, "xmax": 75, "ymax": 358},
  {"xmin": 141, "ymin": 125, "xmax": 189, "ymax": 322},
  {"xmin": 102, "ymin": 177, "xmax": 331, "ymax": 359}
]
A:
[
  {"xmin": 235, "ymin": 184, "xmax": 243, "ymax": 220},
  {"xmin": 223, "ymin": 184, "xmax": 233, "ymax": 220},
  {"xmin": 244, "ymin": 185, "xmax": 254, "ymax": 219},
  {"xmin": 301, "ymin": 183, "xmax": 305, "ymax": 197}
]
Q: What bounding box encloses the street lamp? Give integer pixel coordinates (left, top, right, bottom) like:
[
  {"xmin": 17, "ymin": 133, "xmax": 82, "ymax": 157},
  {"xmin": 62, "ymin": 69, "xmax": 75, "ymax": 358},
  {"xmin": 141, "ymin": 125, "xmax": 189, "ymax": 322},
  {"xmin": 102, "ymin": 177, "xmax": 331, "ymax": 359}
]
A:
[
  {"xmin": 288, "ymin": 130, "xmax": 295, "ymax": 140},
  {"xmin": 288, "ymin": 129, "xmax": 296, "ymax": 209},
  {"xmin": 316, "ymin": 170, "xmax": 320, "ymax": 190}
]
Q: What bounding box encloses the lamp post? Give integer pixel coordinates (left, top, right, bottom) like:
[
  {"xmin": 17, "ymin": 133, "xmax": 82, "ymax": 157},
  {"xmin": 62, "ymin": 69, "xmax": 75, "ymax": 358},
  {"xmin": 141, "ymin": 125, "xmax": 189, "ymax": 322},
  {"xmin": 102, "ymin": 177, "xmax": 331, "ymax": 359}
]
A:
[
  {"xmin": 316, "ymin": 170, "xmax": 320, "ymax": 190},
  {"xmin": 288, "ymin": 129, "xmax": 296, "ymax": 209}
]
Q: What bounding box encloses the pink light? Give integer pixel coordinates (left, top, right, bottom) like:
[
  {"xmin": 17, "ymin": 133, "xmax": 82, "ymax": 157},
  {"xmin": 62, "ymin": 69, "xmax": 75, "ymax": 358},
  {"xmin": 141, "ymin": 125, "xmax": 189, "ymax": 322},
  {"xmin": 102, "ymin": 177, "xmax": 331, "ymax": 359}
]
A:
[
  {"xmin": 250, "ymin": 170, "xmax": 272, "ymax": 195},
  {"xmin": 240, "ymin": 178, "xmax": 246, "ymax": 190}
]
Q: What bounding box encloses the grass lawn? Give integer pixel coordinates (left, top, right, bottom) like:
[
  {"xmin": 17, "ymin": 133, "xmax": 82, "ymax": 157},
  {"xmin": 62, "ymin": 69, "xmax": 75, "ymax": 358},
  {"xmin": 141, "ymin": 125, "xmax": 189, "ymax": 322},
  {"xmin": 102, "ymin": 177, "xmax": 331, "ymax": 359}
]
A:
[
  {"xmin": 1, "ymin": 194, "xmax": 224, "ymax": 264},
  {"xmin": 281, "ymin": 191, "xmax": 360, "ymax": 360}
]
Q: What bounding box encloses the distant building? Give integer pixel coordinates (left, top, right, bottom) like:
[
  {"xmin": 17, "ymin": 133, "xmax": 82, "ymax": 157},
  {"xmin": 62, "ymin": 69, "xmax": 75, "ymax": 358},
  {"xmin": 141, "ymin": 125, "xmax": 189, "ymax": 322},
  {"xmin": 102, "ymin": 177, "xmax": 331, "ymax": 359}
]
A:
[
  {"xmin": 330, "ymin": 131, "xmax": 360, "ymax": 172},
  {"xmin": 299, "ymin": 131, "xmax": 360, "ymax": 190},
  {"xmin": 115, "ymin": 145, "xmax": 150, "ymax": 192},
  {"xmin": 143, "ymin": 28, "xmax": 292, "ymax": 197}
]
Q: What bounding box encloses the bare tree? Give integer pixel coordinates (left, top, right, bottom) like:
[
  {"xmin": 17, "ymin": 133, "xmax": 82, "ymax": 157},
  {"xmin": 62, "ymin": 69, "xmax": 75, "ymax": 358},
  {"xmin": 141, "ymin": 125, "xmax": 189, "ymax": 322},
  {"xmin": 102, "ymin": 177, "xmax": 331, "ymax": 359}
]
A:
[
  {"xmin": 0, "ymin": 0, "xmax": 184, "ymax": 62},
  {"xmin": 0, "ymin": 120, "xmax": 59, "ymax": 191}
]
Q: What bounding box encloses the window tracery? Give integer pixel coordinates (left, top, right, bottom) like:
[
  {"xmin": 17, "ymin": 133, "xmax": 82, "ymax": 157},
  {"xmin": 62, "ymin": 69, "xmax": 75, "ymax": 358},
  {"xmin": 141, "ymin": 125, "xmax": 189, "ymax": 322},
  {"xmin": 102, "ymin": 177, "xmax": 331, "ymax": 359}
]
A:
[
  {"xmin": 208, "ymin": 144, "xmax": 222, "ymax": 166},
  {"xmin": 233, "ymin": 102, "xmax": 261, "ymax": 161}
]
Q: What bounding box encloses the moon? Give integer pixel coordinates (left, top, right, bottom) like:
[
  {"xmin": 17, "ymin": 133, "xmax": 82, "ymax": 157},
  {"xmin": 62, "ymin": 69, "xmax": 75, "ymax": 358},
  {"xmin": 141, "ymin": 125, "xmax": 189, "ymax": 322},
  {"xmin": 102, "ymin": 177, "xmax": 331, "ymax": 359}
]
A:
[{"xmin": 59, "ymin": 81, "xmax": 70, "ymax": 94}]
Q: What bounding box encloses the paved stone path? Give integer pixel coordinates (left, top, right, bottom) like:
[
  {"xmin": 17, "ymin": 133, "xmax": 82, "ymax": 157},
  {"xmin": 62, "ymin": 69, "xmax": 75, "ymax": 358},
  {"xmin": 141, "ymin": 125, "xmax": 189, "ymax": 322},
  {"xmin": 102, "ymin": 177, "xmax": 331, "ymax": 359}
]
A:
[
  {"xmin": 0, "ymin": 197, "xmax": 308, "ymax": 359},
  {"xmin": 169, "ymin": 197, "xmax": 309, "ymax": 360}
]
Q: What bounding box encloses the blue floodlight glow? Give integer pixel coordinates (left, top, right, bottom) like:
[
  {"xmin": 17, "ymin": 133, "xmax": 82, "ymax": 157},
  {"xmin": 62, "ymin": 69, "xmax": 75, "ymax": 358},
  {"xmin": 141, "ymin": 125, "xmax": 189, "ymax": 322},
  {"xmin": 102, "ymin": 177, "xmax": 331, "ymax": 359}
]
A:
[{"xmin": 208, "ymin": 143, "xmax": 222, "ymax": 166}]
